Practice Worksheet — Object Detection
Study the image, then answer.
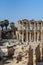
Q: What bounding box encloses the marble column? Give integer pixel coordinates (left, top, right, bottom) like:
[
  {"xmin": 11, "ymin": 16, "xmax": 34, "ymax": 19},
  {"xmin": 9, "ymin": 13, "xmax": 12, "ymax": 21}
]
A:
[
  {"xmin": 26, "ymin": 23, "xmax": 28, "ymax": 42},
  {"xmin": 41, "ymin": 23, "xmax": 42, "ymax": 42},
  {"xmin": 33, "ymin": 49, "xmax": 36, "ymax": 65},
  {"xmin": 34, "ymin": 31, "xmax": 35, "ymax": 42},
  {"xmin": 30, "ymin": 32, "xmax": 31, "ymax": 42},
  {"xmin": 37, "ymin": 32, "xmax": 39, "ymax": 42},
  {"xmin": 40, "ymin": 43, "xmax": 42, "ymax": 61},
  {"xmin": 37, "ymin": 22, "xmax": 38, "ymax": 42},
  {"xmin": 22, "ymin": 21, "xmax": 24, "ymax": 43},
  {"xmin": 29, "ymin": 22, "xmax": 31, "ymax": 42},
  {"xmin": 34, "ymin": 22, "xmax": 36, "ymax": 42}
]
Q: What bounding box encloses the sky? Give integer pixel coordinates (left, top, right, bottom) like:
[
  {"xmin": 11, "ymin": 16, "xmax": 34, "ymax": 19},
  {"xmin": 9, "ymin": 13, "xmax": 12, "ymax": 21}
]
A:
[{"xmin": 0, "ymin": 0, "xmax": 43, "ymax": 26}]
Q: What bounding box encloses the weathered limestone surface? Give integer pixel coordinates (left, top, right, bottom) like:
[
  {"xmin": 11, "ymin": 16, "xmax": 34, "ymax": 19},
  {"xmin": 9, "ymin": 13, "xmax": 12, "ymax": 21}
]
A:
[{"xmin": 0, "ymin": 41, "xmax": 43, "ymax": 65}]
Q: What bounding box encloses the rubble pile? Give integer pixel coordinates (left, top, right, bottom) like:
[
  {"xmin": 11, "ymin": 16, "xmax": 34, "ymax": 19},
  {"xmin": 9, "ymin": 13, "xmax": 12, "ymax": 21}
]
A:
[
  {"xmin": 0, "ymin": 42, "xmax": 43, "ymax": 65},
  {"xmin": 13, "ymin": 44, "xmax": 29, "ymax": 65}
]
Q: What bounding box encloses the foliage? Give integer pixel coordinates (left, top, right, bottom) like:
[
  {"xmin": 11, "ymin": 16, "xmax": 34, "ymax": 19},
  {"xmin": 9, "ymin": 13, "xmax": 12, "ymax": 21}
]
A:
[
  {"xmin": 10, "ymin": 22, "xmax": 15, "ymax": 30},
  {"xmin": 3, "ymin": 19, "xmax": 9, "ymax": 30},
  {"xmin": 0, "ymin": 21, "xmax": 4, "ymax": 31}
]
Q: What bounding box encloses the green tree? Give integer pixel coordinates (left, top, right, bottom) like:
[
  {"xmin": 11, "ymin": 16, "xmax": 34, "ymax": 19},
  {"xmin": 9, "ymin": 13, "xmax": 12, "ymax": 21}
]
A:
[
  {"xmin": 10, "ymin": 22, "xmax": 15, "ymax": 30},
  {"xmin": 0, "ymin": 21, "xmax": 4, "ymax": 31},
  {"xmin": 3, "ymin": 20, "xmax": 9, "ymax": 30}
]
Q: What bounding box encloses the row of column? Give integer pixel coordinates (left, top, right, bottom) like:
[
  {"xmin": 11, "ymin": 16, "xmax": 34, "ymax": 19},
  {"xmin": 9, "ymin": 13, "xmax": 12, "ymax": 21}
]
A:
[
  {"xmin": 22, "ymin": 32, "xmax": 41, "ymax": 43},
  {"xmin": 29, "ymin": 44, "xmax": 42, "ymax": 65},
  {"xmin": 22, "ymin": 22, "xmax": 42, "ymax": 43},
  {"xmin": 18, "ymin": 21, "xmax": 42, "ymax": 43},
  {"xmin": 22, "ymin": 21, "xmax": 41, "ymax": 31}
]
